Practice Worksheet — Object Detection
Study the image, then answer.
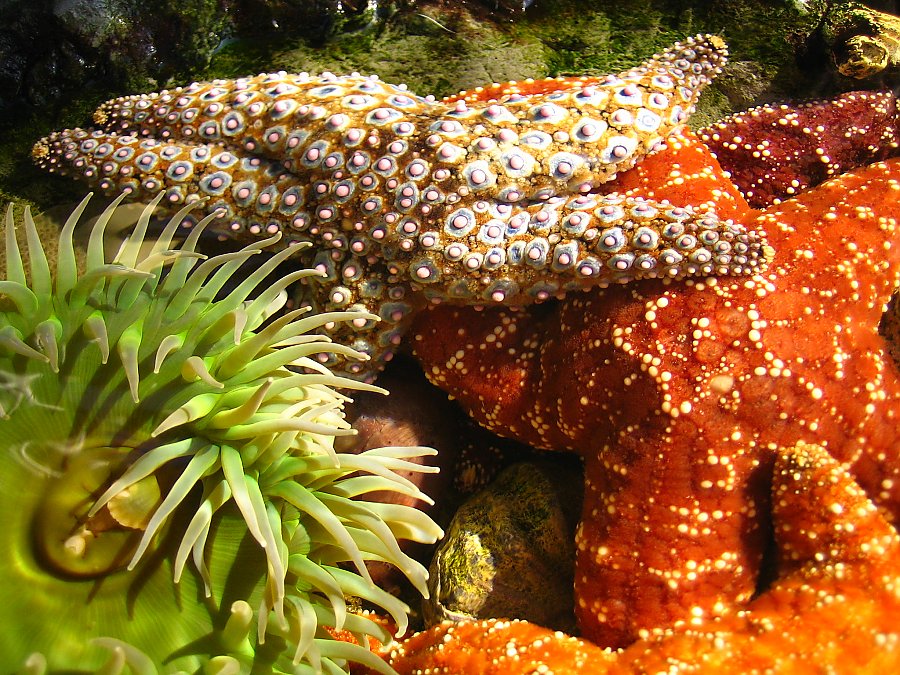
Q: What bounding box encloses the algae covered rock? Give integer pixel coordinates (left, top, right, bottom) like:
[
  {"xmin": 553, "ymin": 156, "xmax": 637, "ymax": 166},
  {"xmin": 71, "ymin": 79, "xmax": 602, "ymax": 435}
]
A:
[{"xmin": 425, "ymin": 460, "xmax": 582, "ymax": 632}]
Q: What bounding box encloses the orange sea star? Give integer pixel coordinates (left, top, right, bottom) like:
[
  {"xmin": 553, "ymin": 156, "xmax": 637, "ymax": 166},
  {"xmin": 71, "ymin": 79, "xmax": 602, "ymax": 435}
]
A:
[
  {"xmin": 377, "ymin": 441, "xmax": 900, "ymax": 673},
  {"xmin": 410, "ymin": 134, "xmax": 900, "ymax": 650}
]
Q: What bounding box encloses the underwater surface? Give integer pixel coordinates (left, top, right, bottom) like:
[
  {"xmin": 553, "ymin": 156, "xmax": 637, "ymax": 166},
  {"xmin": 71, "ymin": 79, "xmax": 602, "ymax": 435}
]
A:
[{"xmin": 2, "ymin": 0, "xmax": 900, "ymax": 672}]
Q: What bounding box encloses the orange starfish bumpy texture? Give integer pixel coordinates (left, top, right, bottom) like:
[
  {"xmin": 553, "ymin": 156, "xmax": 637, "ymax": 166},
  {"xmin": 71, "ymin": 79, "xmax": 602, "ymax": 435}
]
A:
[
  {"xmin": 379, "ymin": 442, "xmax": 900, "ymax": 673},
  {"xmin": 405, "ymin": 130, "xmax": 900, "ymax": 666}
]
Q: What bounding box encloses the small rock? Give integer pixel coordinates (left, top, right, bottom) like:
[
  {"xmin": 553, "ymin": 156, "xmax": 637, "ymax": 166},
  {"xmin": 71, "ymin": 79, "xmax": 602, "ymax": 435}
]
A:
[{"xmin": 425, "ymin": 459, "xmax": 583, "ymax": 633}]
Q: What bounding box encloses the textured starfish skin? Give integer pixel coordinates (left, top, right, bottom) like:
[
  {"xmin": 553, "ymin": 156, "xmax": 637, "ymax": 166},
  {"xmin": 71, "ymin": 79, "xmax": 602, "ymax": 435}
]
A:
[
  {"xmin": 32, "ymin": 35, "xmax": 770, "ymax": 381},
  {"xmin": 411, "ymin": 138, "xmax": 900, "ymax": 648},
  {"xmin": 699, "ymin": 89, "xmax": 900, "ymax": 208},
  {"xmin": 376, "ymin": 442, "xmax": 900, "ymax": 674}
]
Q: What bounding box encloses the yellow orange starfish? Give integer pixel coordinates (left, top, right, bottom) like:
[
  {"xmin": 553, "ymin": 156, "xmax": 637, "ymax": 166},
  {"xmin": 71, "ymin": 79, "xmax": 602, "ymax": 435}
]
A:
[{"xmin": 32, "ymin": 36, "xmax": 771, "ymax": 381}]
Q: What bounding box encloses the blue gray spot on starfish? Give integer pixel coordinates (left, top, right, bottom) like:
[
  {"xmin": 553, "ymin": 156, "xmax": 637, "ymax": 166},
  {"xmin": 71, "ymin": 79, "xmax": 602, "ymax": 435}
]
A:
[{"xmin": 33, "ymin": 34, "xmax": 770, "ymax": 381}]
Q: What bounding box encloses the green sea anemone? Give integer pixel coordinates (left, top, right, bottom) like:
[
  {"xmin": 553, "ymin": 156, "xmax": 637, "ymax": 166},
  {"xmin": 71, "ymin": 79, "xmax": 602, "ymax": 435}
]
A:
[{"xmin": 0, "ymin": 193, "xmax": 443, "ymax": 673}]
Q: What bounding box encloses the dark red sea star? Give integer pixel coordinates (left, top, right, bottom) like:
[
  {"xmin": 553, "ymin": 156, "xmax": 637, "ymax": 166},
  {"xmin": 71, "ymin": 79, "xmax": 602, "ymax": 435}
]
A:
[{"xmin": 698, "ymin": 89, "xmax": 900, "ymax": 208}]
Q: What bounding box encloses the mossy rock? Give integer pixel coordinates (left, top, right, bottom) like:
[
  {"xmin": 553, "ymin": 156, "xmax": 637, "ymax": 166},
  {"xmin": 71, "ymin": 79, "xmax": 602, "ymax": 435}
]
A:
[{"xmin": 425, "ymin": 460, "xmax": 583, "ymax": 632}]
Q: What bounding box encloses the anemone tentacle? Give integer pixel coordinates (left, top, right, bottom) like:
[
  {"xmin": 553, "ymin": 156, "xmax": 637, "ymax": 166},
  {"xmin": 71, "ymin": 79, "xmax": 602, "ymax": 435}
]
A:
[{"xmin": 0, "ymin": 194, "xmax": 442, "ymax": 673}]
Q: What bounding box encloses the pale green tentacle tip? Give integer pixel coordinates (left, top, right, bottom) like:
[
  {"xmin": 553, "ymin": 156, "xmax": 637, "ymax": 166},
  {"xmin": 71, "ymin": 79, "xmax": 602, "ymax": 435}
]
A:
[
  {"xmin": 221, "ymin": 600, "xmax": 255, "ymax": 653},
  {"xmin": 2, "ymin": 192, "xmax": 439, "ymax": 674},
  {"xmin": 91, "ymin": 639, "xmax": 157, "ymax": 675},
  {"xmin": 18, "ymin": 653, "xmax": 47, "ymax": 675},
  {"xmin": 204, "ymin": 657, "xmax": 242, "ymax": 675}
]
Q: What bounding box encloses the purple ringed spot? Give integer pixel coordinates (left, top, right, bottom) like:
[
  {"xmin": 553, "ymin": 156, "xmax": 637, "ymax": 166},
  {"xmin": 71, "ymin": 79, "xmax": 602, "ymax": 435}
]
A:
[
  {"xmin": 648, "ymin": 92, "xmax": 670, "ymax": 109},
  {"xmin": 530, "ymin": 102, "xmax": 566, "ymax": 123},
  {"xmin": 549, "ymin": 152, "xmax": 583, "ymax": 179},
  {"xmin": 501, "ymin": 150, "xmax": 534, "ymax": 177},
  {"xmin": 410, "ymin": 259, "xmax": 440, "ymax": 282},
  {"xmin": 463, "ymin": 252, "xmax": 484, "ymax": 271},
  {"xmin": 614, "ymin": 85, "xmax": 643, "ymax": 106},
  {"xmin": 443, "ymin": 243, "xmax": 468, "ymax": 261},
  {"xmin": 200, "ymin": 171, "xmax": 231, "ymax": 195},
  {"xmin": 406, "ymin": 160, "xmax": 428, "ymax": 180},
  {"xmin": 551, "ymin": 242, "xmax": 579, "ymax": 271},
  {"xmin": 282, "ymin": 188, "xmax": 303, "ymax": 207},
  {"xmin": 165, "ymin": 186, "xmax": 184, "ymax": 203},
  {"xmin": 388, "ymin": 140, "xmax": 408, "ymax": 155},
  {"xmin": 93, "ymin": 143, "xmax": 114, "ymax": 158},
  {"xmin": 422, "ymin": 187, "xmax": 444, "ymax": 203},
  {"xmin": 635, "ymin": 254, "xmax": 657, "ymax": 271},
  {"xmin": 483, "ymin": 279, "xmax": 519, "ymax": 304},
  {"xmin": 444, "ymin": 208, "xmax": 477, "ymax": 237},
  {"xmin": 137, "ymin": 153, "xmax": 159, "ymax": 170},
  {"xmin": 675, "ymin": 233, "xmax": 698, "ymax": 250},
  {"xmin": 342, "ymin": 262, "xmax": 362, "ymax": 281},
  {"xmin": 334, "ymin": 181, "xmax": 355, "ymax": 201},
  {"xmin": 607, "ymin": 252, "xmax": 635, "ymax": 272},
  {"xmin": 373, "ymin": 156, "xmax": 397, "ymax": 176},
  {"xmin": 419, "ymin": 232, "xmax": 439, "ymax": 248},
  {"xmin": 256, "ymin": 187, "xmax": 278, "ymax": 210},
  {"xmin": 399, "ymin": 218, "xmax": 419, "ymax": 235},
  {"xmin": 597, "ymin": 227, "xmax": 626, "ymax": 252},
  {"xmin": 366, "ymin": 108, "xmax": 402, "ymax": 125},
  {"xmin": 505, "ymin": 213, "xmax": 529, "ymax": 236},
  {"xmin": 232, "ymin": 181, "xmax": 257, "ymax": 206},
  {"xmin": 222, "ymin": 112, "xmax": 245, "ymax": 135},
  {"xmin": 482, "ymin": 247, "xmax": 506, "ymax": 269},
  {"xmin": 562, "ymin": 212, "xmax": 590, "ymax": 236},
  {"xmin": 601, "ymin": 135, "xmax": 638, "ymax": 164},
  {"xmin": 317, "ymin": 205, "xmax": 337, "ymax": 221},
  {"xmin": 577, "ymin": 258, "xmax": 601, "ymax": 277},
  {"xmin": 166, "ymin": 160, "xmax": 194, "ymax": 182},
  {"xmin": 596, "ymin": 204, "xmax": 625, "ymax": 223},
  {"xmin": 211, "ymin": 151, "xmax": 238, "ymax": 169},
  {"xmin": 264, "ymin": 128, "xmax": 285, "ymax": 146},
  {"xmin": 689, "ymin": 248, "xmax": 713, "ymax": 264},
  {"xmin": 199, "ymin": 121, "xmax": 220, "ymax": 139},
  {"xmin": 573, "ymin": 118, "xmax": 608, "ymax": 142},
  {"xmin": 665, "ymin": 206, "xmax": 690, "ymax": 220},
  {"xmin": 631, "ymin": 226, "xmax": 660, "ymax": 250},
  {"xmin": 323, "ymin": 153, "xmax": 344, "ymax": 169},
  {"xmin": 630, "ymin": 203, "xmax": 659, "ymax": 219},
  {"xmin": 189, "ymin": 146, "xmax": 210, "ymax": 162},
  {"xmin": 652, "ymin": 74, "xmax": 675, "ymax": 89},
  {"xmin": 524, "ymin": 239, "xmax": 550, "ymax": 267},
  {"xmin": 699, "ymin": 229, "xmax": 721, "ymax": 245},
  {"xmin": 660, "ymin": 248, "xmax": 684, "ymax": 266},
  {"xmin": 271, "ymin": 99, "xmax": 297, "ymax": 118},
  {"xmin": 663, "ymin": 222, "xmax": 687, "ymax": 239},
  {"xmin": 113, "ymin": 147, "xmax": 134, "ymax": 161},
  {"xmin": 464, "ymin": 162, "xmax": 496, "ymax": 190},
  {"xmin": 329, "ymin": 287, "xmax": 353, "ymax": 306},
  {"xmin": 362, "ymin": 197, "xmax": 382, "ymax": 213}
]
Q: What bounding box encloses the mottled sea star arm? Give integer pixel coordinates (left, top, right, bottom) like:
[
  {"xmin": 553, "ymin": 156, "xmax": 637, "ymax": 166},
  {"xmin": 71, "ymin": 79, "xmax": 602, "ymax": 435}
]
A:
[
  {"xmin": 88, "ymin": 35, "xmax": 727, "ymax": 204},
  {"xmin": 33, "ymin": 129, "xmax": 769, "ymax": 308}
]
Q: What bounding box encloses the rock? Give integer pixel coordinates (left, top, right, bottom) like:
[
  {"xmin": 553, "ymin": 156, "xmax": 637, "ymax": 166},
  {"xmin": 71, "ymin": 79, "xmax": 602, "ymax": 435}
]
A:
[
  {"xmin": 425, "ymin": 459, "xmax": 583, "ymax": 633},
  {"xmin": 341, "ymin": 355, "xmax": 538, "ymax": 604}
]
